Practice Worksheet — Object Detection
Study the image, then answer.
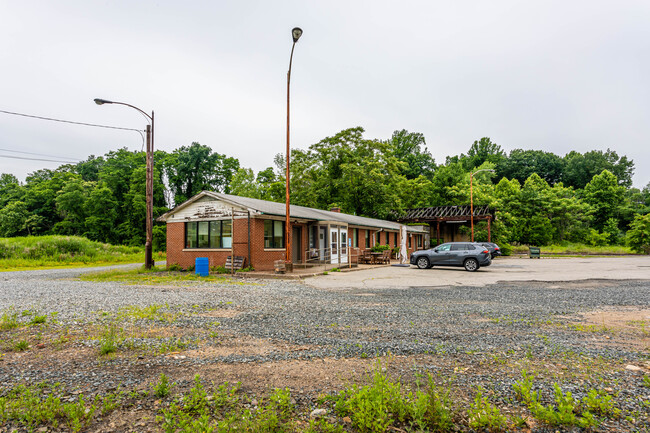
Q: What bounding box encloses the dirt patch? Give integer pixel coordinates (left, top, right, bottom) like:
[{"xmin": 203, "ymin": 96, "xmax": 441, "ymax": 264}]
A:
[
  {"xmin": 577, "ymin": 308, "xmax": 650, "ymax": 329},
  {"xmin": 184, "ymin": 334, "xmax": 318, "ymax": 359}
]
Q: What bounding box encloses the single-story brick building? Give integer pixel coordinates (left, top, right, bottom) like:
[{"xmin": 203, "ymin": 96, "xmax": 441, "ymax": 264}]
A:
[{"xmin": 157, "ymin": 191, "xmax": 427, "ymax": 271}]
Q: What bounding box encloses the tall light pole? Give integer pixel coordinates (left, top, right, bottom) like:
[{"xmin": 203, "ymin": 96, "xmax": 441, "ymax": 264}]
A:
[
  {"xmin": 94, "ymin": 98, "xmax": 155, "ymax": 269},
  {"xmin": 470, "ymin": 168, "xmax": 495, "ymax": 242},
  {"xmin": 285, "ymin": 27, "xmax": 303, "ymax": 268}
]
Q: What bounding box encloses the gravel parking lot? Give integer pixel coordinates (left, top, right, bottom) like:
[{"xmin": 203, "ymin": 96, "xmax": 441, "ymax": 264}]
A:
[{"xmin": 1, "ymin": 258, "xmax": 649, "ymax": 432}]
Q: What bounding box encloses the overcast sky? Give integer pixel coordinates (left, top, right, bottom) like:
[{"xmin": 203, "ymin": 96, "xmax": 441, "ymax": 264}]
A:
[{"xmin": 1, "ymin": 1, "xmax": 649, "ymax": 188}]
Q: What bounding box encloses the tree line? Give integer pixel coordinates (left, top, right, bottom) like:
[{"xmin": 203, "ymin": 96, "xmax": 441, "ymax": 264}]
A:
[{"xmin": 1, "ymin": 128, "xmax": 649, "ymax": 252}]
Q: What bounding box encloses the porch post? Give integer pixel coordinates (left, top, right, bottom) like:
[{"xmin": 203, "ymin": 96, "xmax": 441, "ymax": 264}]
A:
[
  {"xmin": 487, "ymin": 217, "xmax": 492, "ymax": 242},
  {"xmin": 436, "ymin": 220, "xmax": 440, "ymax": 245},
  {"xmin": 231, "ymin": 208, "xmax": 235, "ymax": 276},
  {"xmin": 247, "ymin": 211, "xmax": 251, "ymax": 269}
]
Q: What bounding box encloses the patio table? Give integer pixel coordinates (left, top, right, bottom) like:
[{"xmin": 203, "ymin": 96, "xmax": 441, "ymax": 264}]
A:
[{"xmin": 370, "ymin": 252, "xmax": 383, "ymax": 264}]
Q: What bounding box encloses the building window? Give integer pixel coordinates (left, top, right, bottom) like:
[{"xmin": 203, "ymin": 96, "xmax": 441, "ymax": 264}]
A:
[
  {"xmin": 264, "ymin": 220, "xmax": 285, "ymax": 248},
  {"xmin": 186, "ymin": 220, "xmax": 232, "ymax": 249},
  {"xmin": 385, "ymin": 231, "xmax": 389, "ymax": 245},
  {"xmin": 408, "ymin": 235, "xmax": 412, "ymax": 248},
  {"xmin": 417, "ymin": 235, "xmax": 422, "ymax": 248},
  {"xmin": 365, "ymin": 230, "xmax": 370, "ymax": 248},
  {"xmin": 393, "ymin": 232, "xmax": 397, "ymax": 247},
  {"xmin": 353, "ymin": 229, "xmax": 358, "ymax": 248}
]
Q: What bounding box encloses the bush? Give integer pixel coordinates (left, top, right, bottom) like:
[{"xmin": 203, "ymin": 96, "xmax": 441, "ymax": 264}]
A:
[
  {"xmin": 370, "ymin": 244, "xmax": 391, "ymax": 253},
  {"xmin": 626, "ymin": 214, "xmax": 650, "ymax": 254}
]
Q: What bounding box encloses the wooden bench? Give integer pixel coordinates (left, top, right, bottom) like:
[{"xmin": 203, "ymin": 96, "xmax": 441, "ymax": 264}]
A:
[{"xmin": 225, "ymin": 256, "xmax": 246, "ymax": 270}]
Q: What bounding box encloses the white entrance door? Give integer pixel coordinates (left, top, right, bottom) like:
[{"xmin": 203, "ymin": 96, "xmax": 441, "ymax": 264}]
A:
[
  {"xmin": 340, "ymin": 230, "xmax": 348, "ymax": 264},
  {"xmin": 329, "ymin": 226, "xmax": 348, "ymax": 264},
  {"xmin": 330, "ymin": 227, "xmax": 339, "ymax": 264}
]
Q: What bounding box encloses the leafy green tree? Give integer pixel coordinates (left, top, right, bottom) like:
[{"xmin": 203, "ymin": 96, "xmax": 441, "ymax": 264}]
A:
[
  {"xmin": 164, "ymin": 142, "xmax": 240, "ymax": 206},
  {"xmin": 429, "ymin": 162, "xmax": 467, "ymax": 205},
  {"xmin": 54, "ymin": 177, "xmax": 88, "ymax": 235},
  {"xmin": 626, "ymin": 213, "xmax": 650, "ymax": 254},
  {"xmin": 464, "ymin": 137, "xmax": 505, "ymax": 170},
  {"xmin": 547, "ymin": 183, "xmax": 592, "ymax": 243},
  {"xmin": 563, "ymin": 149, "xmax": 634, "ymax": 189},
  {"xmin": 387, "ymin": 129, "xmax": 436, "ymax": 180},
  {"xmin": 75, "ymin": 155, "xmax": 105, "ymax": 182},
  {"xmin": 496, "ymin": 149, "xmax": 565, "ymax": 185},
  {"xmin": 518, "ymin": 174, "xmax": 555, "ymax": 245},
  {"xmin": 583, "ymin": 170, "xmax": 625, "ymax": 231},
  {"xmin": 229, "ymin": 168, "xmax": 261, "ymax": 199},
  {"xmin": 0, "ymin": 201, "xmax": 30, "ymax": 237},
  {"xmin": 0, "ymin": 173, "xmax": 24, "ymax": 208},
  {"xmin": 84, "ymin": 185, "xmax": 118, "ymax": 243}
]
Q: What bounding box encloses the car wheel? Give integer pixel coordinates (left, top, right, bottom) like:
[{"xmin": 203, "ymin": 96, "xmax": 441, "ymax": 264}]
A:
[
  {"xmin": 416, "ymin": 257, "xmax": 430, "ymax": 269},
  {"xmin": 464, "ymin": 258, "xmax": 479, "ymax": 272}
]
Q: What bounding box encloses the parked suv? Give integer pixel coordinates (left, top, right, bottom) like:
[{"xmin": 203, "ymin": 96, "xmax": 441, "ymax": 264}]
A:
[
  {"xmin": 480, "ymin": 242, "xmax": 502, "ymax": 259},
  {"xmin": 410, "ymin": 242, "xmax": 492, "ymax": 272}
]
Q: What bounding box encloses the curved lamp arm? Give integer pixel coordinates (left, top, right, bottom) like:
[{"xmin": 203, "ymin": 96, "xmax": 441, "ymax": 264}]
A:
[{"xmin": 94, "ymin": 98, "xmax": 152, "ymax": 123}]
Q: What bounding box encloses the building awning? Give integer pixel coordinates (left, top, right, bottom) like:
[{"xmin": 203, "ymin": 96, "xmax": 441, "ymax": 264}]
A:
[{"xmin": 399, "ymin": 205, "xmax": 495, "ymax": 223}]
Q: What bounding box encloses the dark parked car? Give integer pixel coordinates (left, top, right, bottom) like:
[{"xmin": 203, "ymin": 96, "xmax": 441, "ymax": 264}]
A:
[
  {"xmin": 480, "ymin": 242, "xmax": 502, "ymax": 259},
  {"xmin": 410, "ymin": 242, "xmax": 492, "ymax": 272}
]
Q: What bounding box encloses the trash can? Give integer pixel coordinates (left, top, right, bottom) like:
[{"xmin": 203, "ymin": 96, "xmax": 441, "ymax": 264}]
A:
[
  {"xmin": 195, "ymin": 257, "xmax": 209, "ymax": 276},
  {"xmin": 529, "ymin": 247, "xmax": 541, "ymax": 259}
]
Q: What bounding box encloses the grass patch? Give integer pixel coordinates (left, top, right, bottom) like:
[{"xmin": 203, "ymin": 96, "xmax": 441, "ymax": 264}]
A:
[
  {"xmin": 0, "ymin": 308, "xmax": 21, "ymax": 331},
  {"xmin": 99, "ymin": 323, "xmax": 121, "ymax": 356},
  {"xmin": 80, "ymin": 266, "xmax": 250, "ymax": 286},
  {"xmin": 510, "ymin": 243, "xmax": 633, "ymax": 256},
  {"xmin": 0, "ymin": 235, "xmax": 165, "ymax": 271}
]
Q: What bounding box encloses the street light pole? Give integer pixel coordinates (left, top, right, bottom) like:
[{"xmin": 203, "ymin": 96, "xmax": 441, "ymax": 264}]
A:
[
  {"xmin": 94, "ymin": 98, "xmax": 155, "ymax": 269},
  {"xmin": 470, "ymin": 169, "xmax": 495, "ymax": 242},
  {"xmin": 285, "ymin": 27, "xmax": 302, "ymax": 269}
]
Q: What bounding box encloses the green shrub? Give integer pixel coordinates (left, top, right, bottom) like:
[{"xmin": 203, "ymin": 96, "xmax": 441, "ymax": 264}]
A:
[
  {"xmin": 333, "ymin": 365, "xmax": 453, "ymax": 432},
  {"xmin": 154, "ymin": 373, "xmax": 173, "ymax": 398},
  {"xmin": 468, "ymin": 390, "xmax": 507, "ymax": 431}
]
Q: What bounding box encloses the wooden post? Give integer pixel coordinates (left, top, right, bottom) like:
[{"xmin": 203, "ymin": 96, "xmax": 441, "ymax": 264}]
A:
[
  {"xmin": 487, "ymin": 217, "xmax": 492, "ymax": 242},
  {"xmin": 247, "ymin": 211, "xmax": 251, "ymax": 269}
]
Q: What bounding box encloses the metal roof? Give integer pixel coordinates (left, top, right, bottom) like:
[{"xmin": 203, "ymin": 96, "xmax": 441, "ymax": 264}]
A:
[
  {"xmin": 400, "ymin": 205, "xmax": 494, "ymax": 221},
  {"xmin": 159, "ymin": 191, "xmax": 426, "ymax": 233}
]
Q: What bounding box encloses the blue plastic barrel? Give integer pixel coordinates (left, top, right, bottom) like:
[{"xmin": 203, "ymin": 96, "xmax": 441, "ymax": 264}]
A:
[{"xmin": 195, "ymin": 257, "xmax": 209, "ymax": 276}]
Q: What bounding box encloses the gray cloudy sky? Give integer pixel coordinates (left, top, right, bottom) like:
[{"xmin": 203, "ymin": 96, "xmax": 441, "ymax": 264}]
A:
[{"xmin": 1, "ymin": 1, "xmax": 649, "ymax": 187}]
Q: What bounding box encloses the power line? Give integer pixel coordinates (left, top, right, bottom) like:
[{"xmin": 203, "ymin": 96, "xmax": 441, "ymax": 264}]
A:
[
  {"xmin": 0, "ymin": 109, "xmax": 144, "ymax": 133},
  {"xmin": 0, "ymin": 154, "xmax": 78, "ymax": 164},
  {"xmin": 0, "ymin": 147, "xmax": 79, "ymax": 161}
]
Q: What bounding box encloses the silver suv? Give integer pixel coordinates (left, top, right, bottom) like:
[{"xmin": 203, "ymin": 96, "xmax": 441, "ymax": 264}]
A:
[{"xmin": 410, "ymin": 242, "xmax": 492, "ymax": 272}]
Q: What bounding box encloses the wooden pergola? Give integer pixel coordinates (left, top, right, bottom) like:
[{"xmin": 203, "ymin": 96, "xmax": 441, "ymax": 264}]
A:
[{"xmin": 399, "ymin": 205, "xmax": 496, "ymax": 245}]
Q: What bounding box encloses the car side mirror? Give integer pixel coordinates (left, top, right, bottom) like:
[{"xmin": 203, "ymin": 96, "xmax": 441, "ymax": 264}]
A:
[{"xmin": 433, "ymin": 249, "xmax": 438, "ymax": 253}]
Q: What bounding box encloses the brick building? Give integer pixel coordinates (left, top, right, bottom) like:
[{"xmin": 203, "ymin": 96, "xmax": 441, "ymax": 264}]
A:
[{"xmin": 157, "ymin": 191, "xmax": 427, "ymax": 271}]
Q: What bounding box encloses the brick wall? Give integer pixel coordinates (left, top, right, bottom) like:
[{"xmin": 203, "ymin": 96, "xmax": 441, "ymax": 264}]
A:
[{"xmin": 166, "ymin": 218, "xmax": 309, "ymax": 272}]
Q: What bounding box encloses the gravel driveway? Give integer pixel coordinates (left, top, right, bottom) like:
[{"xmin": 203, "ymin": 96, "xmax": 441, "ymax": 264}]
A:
[{"xmin": 1, "ymin": 260, "xmax": 649, "ymax": 432}]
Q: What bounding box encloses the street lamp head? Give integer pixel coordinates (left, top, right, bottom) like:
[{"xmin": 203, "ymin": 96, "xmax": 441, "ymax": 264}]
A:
[
  {"xmin": 93, "ymin": 98, "xmax": 113, "ymax": 105},
  {"xmin": 292, "ymin": 27, "xmax": 303, "ymax": 43}
]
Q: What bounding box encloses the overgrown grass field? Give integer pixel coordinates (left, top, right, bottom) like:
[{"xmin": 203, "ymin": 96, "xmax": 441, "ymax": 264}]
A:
[
  {"xmin": 510, "ymin": 243, "xmax": 633, "ymax": 256},
  {"xmin": 0, "ymin": 236, "xmax": 163, "ymax": 271}
]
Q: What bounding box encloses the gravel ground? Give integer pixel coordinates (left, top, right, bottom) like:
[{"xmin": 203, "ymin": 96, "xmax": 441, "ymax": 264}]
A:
[{"xmin": 1, "ymin": 266, "xmax": 649, "ymax": 432}]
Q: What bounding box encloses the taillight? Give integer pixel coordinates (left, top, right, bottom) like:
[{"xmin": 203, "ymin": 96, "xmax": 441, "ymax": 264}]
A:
[
  {"xmin": 483, "ymin": 250, "xmax": 489, "ymax": 254},
  {"xmin": 494, "ymin": 247, "xmax": 500, "ymax": 250}
]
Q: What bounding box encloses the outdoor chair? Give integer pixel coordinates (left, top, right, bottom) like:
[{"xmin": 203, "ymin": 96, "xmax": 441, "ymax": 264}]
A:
[{"xmin": 382, "ymin": 250, "xmax": 391, "ymax": 264}]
